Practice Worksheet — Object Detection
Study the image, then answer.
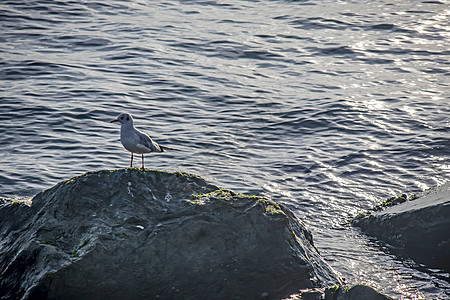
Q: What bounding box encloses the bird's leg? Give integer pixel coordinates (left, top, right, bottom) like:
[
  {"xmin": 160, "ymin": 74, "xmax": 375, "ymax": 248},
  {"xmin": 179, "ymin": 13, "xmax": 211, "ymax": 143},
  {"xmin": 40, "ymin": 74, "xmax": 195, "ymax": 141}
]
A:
[
  {"xmin": 141, "ymin": 154, "xmax": 145, "ymax": 170},
  {"xmin": 130, "ymin": 153, "xmax": 133, "ymax": 168}
]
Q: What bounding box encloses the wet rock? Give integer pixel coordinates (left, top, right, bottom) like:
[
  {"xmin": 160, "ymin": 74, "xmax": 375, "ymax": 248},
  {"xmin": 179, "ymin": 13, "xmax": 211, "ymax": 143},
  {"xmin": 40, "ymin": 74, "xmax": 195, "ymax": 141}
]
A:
[
  {"xmin": 352, "ymin": 182, "xmax": 450, "ymax": 271},
  {"xmin": 326, "ymin": 285, "xmax": 391, "ymax": 300},
  {"xmin": 0, "ymin": 169, "xmax": 342, "ymax": 300},
  {"xmin": 286, "ymin": 285, "xmax": 391, "ymax": 300}
]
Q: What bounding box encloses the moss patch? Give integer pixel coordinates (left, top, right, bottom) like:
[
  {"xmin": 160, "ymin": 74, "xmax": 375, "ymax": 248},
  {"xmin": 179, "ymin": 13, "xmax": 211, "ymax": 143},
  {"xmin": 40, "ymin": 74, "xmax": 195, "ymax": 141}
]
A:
[
  {"xmin": 41, "ymin": 241, "xmax": 57, "ymax": 247},
  {"xmin": 191, "ymin": 188, "xmax": 235, "ymax": 201},
  {"xmin": 70, "ymin": 237, "xmax": 92, "ymax": 258},
  {"xmin": 264, "ymin": 205, "xmax": 282, "ymax": 215},
  {"xmin": 330, "ymin": 285, "xmax": 339, "ymax": 294},
  {"xmin": 192, "ymin": 188, "xmax": 261, "ymax": 201},
  {"xmin": 191, "ymin": 189, "xmax": 284, "ymax": 216},
  {"xmin": 0, "ymin": 197, "xmax": 32, "ymax": 207},
  {"xmin": 114, "ymin": 231, "xmax": 129, "ymax": 238},
  {"xmin": 352, "ymin": 193, "xmax": 419, "ymax": 223},
  {"xmin": 373, "ymin": 193, "xmax": 418, "ymax": 211}
]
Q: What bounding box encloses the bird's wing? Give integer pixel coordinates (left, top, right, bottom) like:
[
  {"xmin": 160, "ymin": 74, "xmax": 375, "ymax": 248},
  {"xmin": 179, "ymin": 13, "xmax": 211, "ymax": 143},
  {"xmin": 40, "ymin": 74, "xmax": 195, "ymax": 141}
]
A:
[{"xmin": 137, "ymin": 130, "xmax": 163, "ymax": 152}]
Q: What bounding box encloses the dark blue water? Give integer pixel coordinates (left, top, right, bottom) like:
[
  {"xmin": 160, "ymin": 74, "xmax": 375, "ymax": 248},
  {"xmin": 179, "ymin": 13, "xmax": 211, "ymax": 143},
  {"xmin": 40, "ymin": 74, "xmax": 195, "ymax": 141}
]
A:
[{"xmin": 1, "ymin": 0, "xmax": 449, "ymax": 298}]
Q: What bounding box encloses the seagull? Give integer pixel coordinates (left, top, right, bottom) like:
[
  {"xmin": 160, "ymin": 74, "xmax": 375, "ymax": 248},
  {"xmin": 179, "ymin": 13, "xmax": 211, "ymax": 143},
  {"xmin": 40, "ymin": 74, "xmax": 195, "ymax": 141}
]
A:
[{"xmin": 110, "ymin": 113, "xmax": 173, "ymax": 170}]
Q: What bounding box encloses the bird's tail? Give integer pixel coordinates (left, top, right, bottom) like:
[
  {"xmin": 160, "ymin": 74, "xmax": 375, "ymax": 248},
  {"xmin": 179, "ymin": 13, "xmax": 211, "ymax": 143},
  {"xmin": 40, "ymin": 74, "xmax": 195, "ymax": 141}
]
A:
[{"xmin": 160, "ymin": 145, "xmax": 176, "ymax": 152}]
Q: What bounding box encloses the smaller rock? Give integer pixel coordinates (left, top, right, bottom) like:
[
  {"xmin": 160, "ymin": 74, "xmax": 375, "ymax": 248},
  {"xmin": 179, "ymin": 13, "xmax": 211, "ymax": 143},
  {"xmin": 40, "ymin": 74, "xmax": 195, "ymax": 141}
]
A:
[
  {"xmin": 327, "ymin": 285, "xmax": 391, "ymax": 300},
  {"xmin": 285, "ymin": 285, "xmax": 391, "ymax": 300},
  {"xmin": 352, "ymin": 182, "xmax": 450, "ymax": 271}
]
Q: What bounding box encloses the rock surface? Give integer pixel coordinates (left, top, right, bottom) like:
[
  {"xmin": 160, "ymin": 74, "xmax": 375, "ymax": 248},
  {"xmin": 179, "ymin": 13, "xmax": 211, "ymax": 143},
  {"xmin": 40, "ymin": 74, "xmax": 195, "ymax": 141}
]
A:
[
  {"xmin": 0, "ymin": 169, "xmax": 342, "ymax": 300},
  {"xmin": 352, "ymin": 182, "xmax": 450, "ymax": 271},
  {"xmin": 287, "ymin": 284, "xmax": 391, "ymax": 300},
  {"xmin": 326, "ymin": 285, "xmax": 391, "ymax": 300}
]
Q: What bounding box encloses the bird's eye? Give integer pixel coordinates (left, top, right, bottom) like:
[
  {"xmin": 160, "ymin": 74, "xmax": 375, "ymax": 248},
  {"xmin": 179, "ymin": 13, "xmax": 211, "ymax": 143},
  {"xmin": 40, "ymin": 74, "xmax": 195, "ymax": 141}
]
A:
[
  {"xmin": 120, "ymin": 116, "xmax": 124, "ymax": 119},
  {"xmin": 126, "ymin": 117, "xmax": 129, "ymax": 121}
]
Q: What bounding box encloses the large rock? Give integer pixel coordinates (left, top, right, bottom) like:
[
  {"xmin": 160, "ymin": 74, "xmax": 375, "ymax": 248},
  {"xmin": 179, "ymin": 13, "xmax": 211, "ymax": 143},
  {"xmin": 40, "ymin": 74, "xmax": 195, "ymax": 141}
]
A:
[
  {"xmin": 0, "ymin": 169, "xmax": 342, "ymax": 299},
  {"xmin": 352, "ymin": 182, "xmax": 450, "ymax": 271}
]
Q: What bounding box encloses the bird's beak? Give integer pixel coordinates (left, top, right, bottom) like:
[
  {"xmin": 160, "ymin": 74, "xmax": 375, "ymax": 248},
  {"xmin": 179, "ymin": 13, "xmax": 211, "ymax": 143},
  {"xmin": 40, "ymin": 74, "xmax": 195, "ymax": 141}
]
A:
[{"xmin": 110, "ymin": 119, "xmax": 118, "ymax": 123}]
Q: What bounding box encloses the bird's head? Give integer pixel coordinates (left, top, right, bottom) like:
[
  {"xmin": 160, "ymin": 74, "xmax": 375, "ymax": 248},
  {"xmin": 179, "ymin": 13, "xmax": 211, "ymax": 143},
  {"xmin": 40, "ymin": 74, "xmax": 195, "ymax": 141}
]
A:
[{"xmin": 110, "ymin": 113, "xmax": 133, "ymax": 125}]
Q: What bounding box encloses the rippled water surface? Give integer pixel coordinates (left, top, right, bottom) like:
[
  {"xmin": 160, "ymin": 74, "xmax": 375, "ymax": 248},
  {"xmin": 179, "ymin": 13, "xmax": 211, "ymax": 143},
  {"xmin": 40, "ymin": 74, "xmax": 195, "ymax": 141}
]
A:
[{"xmin": 1, "ymin": 0, "xmax": 449, "ymax": 298}]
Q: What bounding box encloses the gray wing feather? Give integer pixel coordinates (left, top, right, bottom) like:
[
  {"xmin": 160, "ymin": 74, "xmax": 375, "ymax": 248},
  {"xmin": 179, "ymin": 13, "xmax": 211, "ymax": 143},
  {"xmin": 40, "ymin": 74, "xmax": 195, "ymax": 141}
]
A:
[{"xmin": 137, "ymin": 131, "xmax": 163, "ymax": 152}]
